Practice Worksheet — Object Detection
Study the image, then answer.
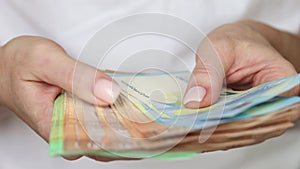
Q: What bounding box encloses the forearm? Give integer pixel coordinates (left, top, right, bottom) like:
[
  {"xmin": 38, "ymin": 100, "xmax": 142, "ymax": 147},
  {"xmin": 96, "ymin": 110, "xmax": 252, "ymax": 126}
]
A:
[{"xmin": 240, "ymin": 20, "xmax": 300, "ymax": 72}]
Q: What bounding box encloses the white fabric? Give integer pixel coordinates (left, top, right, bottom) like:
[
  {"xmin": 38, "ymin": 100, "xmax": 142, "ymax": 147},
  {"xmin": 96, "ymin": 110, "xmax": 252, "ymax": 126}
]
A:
[{"xmin": 0, "ymin": 0, "xmax": 300, "ymax": 168}]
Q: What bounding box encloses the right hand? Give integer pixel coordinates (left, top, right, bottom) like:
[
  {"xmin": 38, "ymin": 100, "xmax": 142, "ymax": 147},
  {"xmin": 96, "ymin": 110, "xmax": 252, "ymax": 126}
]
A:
[{"xmin": 0, "ymin": 36, "xmax": 124, "ymax": 161}]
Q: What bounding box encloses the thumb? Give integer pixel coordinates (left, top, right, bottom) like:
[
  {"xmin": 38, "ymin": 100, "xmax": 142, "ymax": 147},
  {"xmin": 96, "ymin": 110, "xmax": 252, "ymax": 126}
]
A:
[
  {"xmin": 183, "ymin": 38, "xmax": 227, "ymax": 108},
  {"xmin": 38, "ymin": 50, "xmax": 121, "ymax": 106}
]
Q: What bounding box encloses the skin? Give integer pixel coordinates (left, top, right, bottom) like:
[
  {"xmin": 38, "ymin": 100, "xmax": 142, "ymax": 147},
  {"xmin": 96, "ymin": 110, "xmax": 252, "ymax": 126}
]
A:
[
  {"xmin": 184, "ymin": 20, "xmax": 300, "ymax": 108},
  {"xmin": 0, "ymin": 20, "xmax": 299, "ymax": 161},
  {"xmin": 0, "ymin": 36, "xmax": 123, "ymax": 161}
]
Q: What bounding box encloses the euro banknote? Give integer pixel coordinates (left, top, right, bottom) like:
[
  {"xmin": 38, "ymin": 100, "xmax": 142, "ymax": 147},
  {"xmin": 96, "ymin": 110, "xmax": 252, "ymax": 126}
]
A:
[
  {"xmin": 49, "ymin": 72, "xmax": 300, "ymax": 159},
  {"xmin": 110, "ymin": 71, "xmax": 300, "ymax": 128}
]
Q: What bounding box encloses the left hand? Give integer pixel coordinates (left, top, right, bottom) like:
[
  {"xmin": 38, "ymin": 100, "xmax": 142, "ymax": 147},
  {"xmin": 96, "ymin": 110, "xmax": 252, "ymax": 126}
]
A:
[{"xmin": 183, "ymin": 20, "xmax": 300, "ymax": 108}]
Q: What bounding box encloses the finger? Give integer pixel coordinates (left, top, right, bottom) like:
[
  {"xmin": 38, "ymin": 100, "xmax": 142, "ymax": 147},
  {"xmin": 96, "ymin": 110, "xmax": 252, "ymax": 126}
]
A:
[
  {"xmin": 32, "ymin": 44, "xmax": 121, "ymax": 105},
  {"xmin": 183, "ymin": 38, "xmax": 229, "ymax": 108},
  {"xmin": 87, "ymin": 155, "xmax": 141, "ymax": 162},
  {"xmin": 252, "ymin": 66, "xmax": 299, "ymax": 96},
  {"xmin": 63, "ymin": 155, "xmax": 82, "ymax": 161}
]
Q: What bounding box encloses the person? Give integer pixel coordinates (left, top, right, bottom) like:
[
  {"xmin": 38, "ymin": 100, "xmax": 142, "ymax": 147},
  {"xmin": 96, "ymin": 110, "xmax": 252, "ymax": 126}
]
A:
[{"xmin": 0, "ymin": 0, "xmax": 300, "ymax": 168}]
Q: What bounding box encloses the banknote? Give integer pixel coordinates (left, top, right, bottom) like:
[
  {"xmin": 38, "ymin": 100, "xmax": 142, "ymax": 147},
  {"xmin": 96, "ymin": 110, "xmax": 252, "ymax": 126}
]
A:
[
  {"xmin": 110, "ymin": 72, "xmax": 300, "ymax": 127},
  {"xmin": 49, "ymin": 72, "xmax": 300, "ymax": 159},
  {"xmin": 49, "ymin": 93, "xmax": 300, "ymax": 158}
]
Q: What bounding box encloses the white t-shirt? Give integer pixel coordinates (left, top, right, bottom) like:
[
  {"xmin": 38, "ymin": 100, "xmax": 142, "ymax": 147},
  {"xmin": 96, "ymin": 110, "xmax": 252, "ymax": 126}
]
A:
[{"xmin": 0, "ymin": 1, "xmax": 300, "ymax": 169}]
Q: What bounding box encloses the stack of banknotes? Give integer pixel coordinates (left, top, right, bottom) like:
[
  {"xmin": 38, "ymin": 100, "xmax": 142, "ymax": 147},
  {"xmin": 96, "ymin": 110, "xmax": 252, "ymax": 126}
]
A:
[{"xmin": 49, "ymin": 71, "xmax": 300, "ymax": 159}]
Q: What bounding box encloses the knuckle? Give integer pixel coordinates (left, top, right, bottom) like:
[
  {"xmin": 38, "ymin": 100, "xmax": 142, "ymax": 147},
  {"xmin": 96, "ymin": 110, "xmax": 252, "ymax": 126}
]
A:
[
  {"xmin": 6, "ymin": 36, "xmax": 64, "ymax": 69},
  {"xmin": 30, "ymin": 38, "xmax": 62, "ymax": 57},
  {"xmin": 194, "ymin": 63, "xmax": 220, "ymax": 76}
]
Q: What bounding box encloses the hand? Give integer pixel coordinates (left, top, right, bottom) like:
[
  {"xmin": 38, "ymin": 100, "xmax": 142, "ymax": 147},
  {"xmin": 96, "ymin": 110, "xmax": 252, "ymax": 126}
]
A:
[
  {"xmin": 0, "ymin": 36, "xmax": 123, "ymax": 161},
  {"xmin": 184, "ymin": 20, "xmax": 300, "ymax": 108}
]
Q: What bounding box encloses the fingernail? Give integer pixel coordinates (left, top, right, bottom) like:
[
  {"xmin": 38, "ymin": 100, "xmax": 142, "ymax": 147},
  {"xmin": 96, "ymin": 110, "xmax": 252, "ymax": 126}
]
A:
[
  {"xmin": 183, "ymin": 86, "xmax": 206, "ymax": 105},
  {"xmin": 93, "ymin": 79, "xmax": 121, "ymax": 103}
]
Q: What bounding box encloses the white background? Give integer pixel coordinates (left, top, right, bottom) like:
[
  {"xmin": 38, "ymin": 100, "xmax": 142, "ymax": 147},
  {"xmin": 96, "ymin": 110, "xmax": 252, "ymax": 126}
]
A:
[{"xmin": 1, "ymin": 0, "xmax": 300, "ymax": 168}]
